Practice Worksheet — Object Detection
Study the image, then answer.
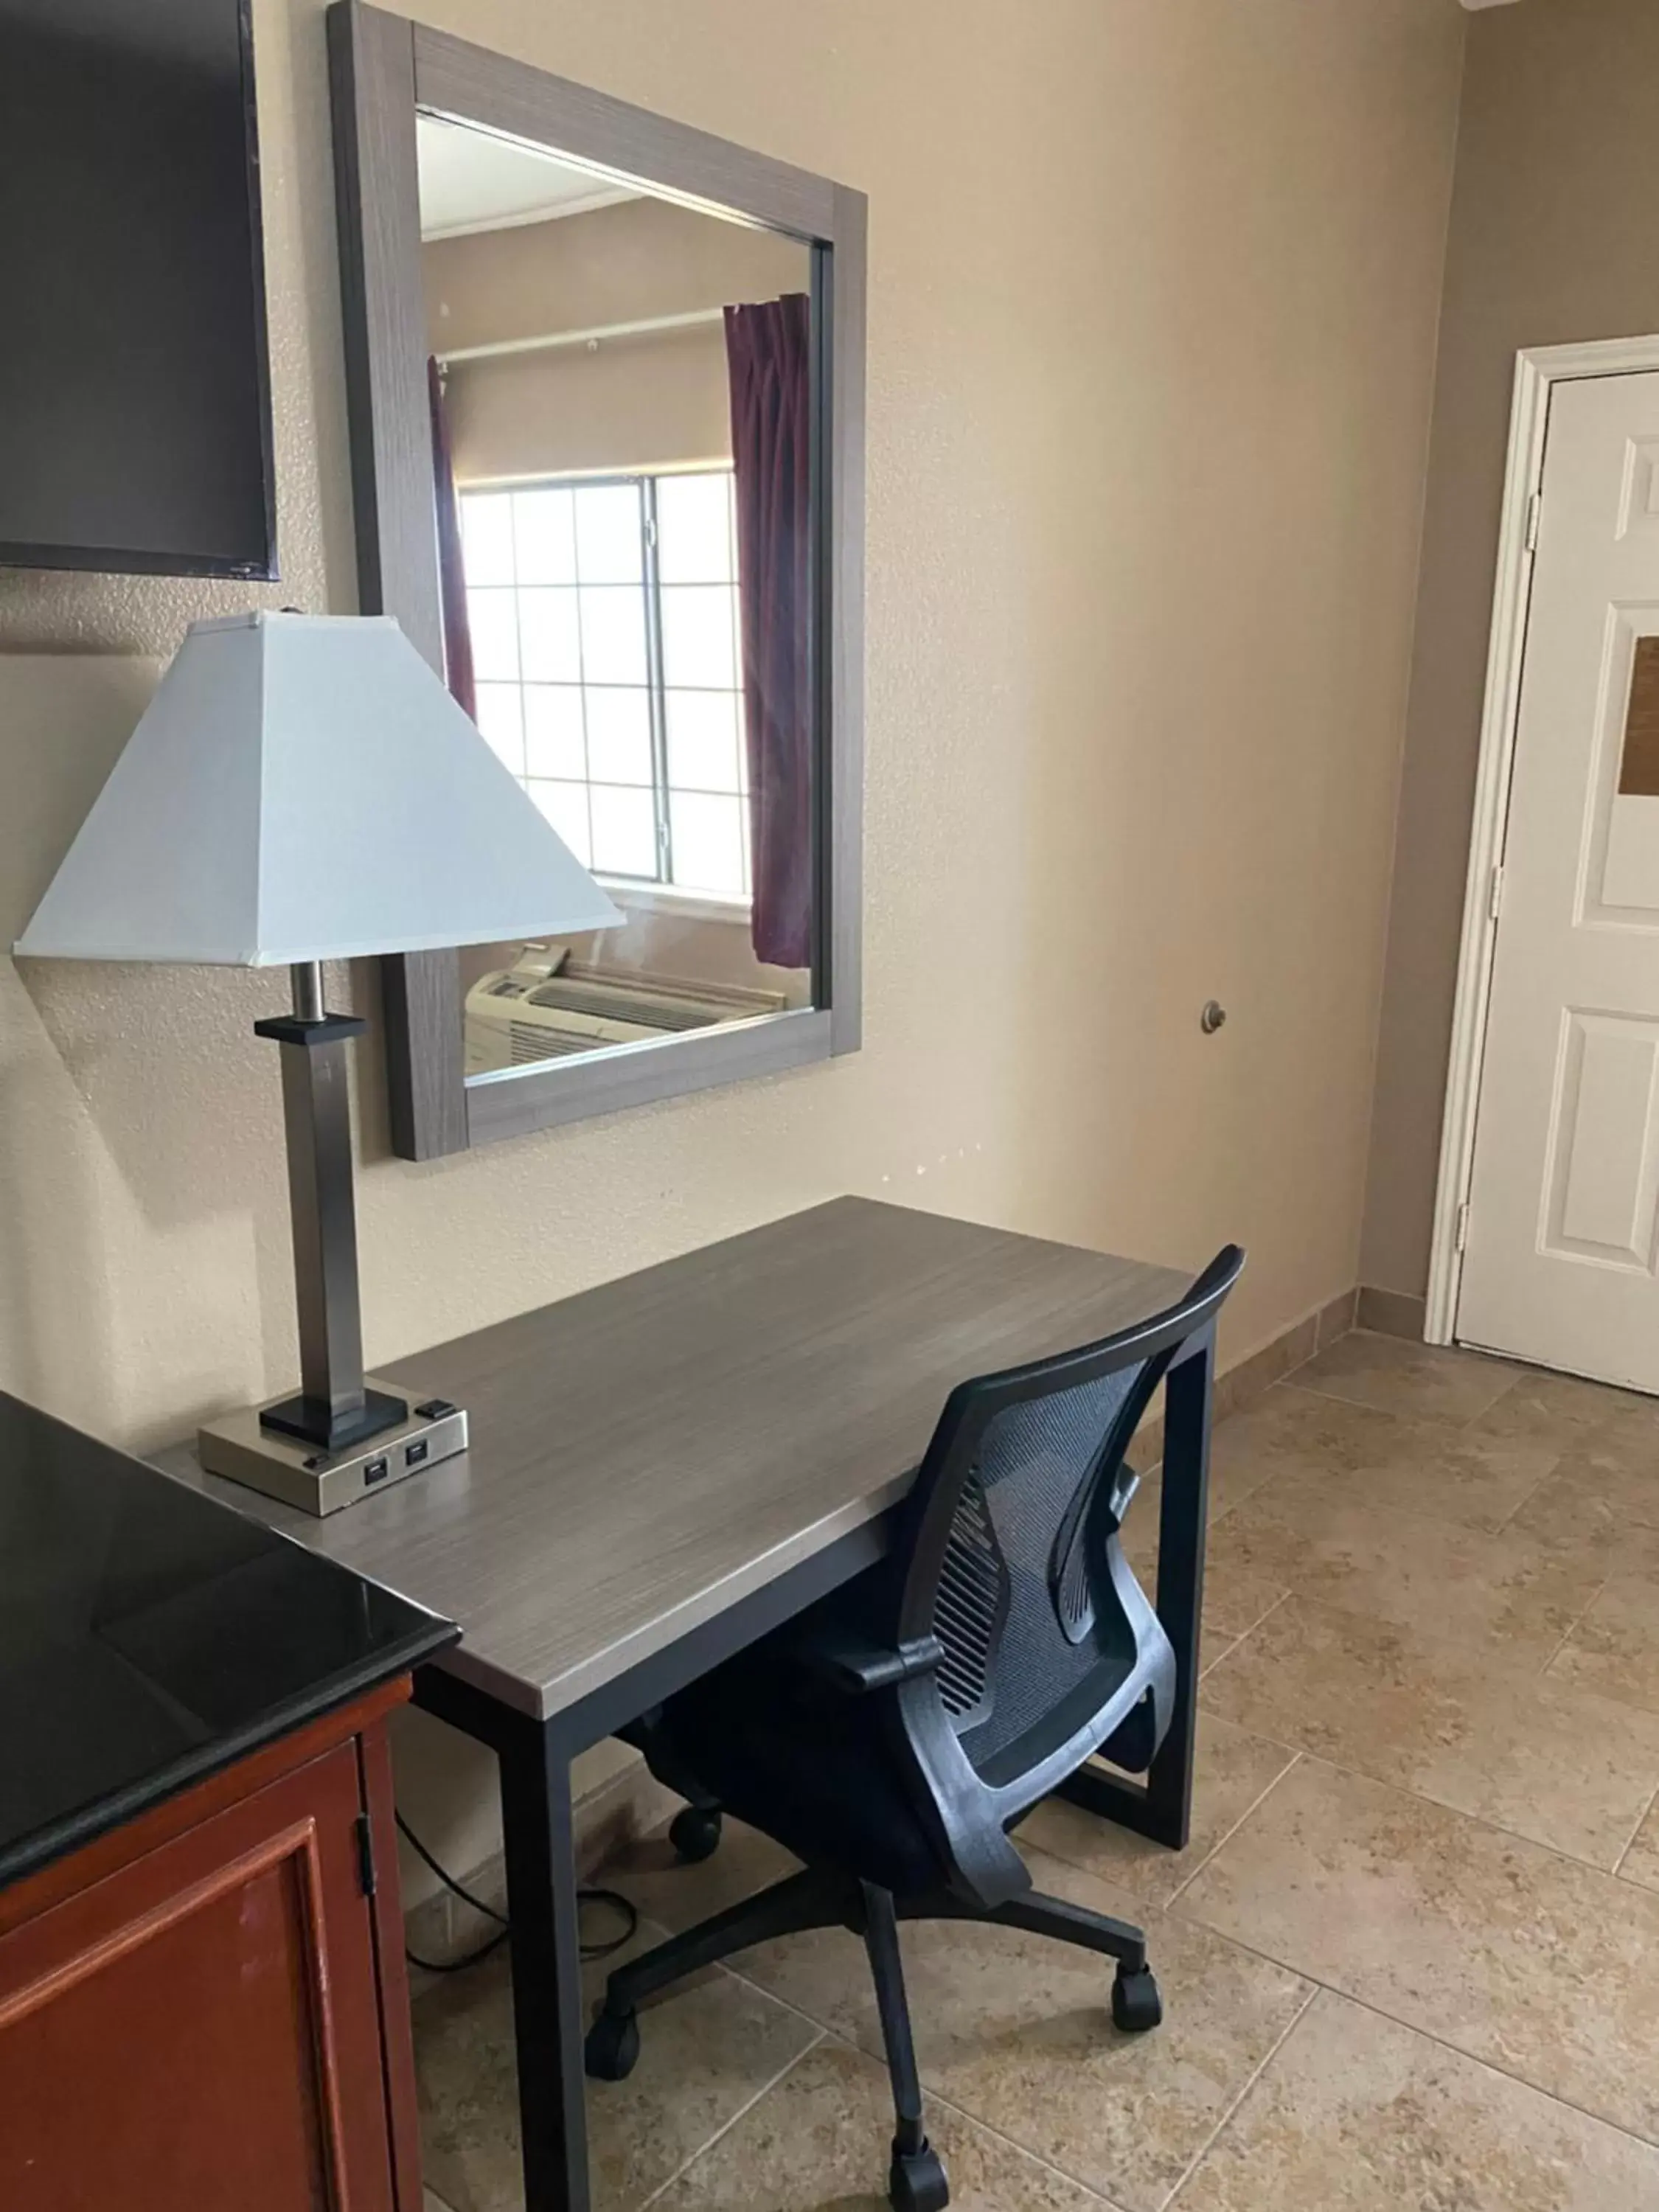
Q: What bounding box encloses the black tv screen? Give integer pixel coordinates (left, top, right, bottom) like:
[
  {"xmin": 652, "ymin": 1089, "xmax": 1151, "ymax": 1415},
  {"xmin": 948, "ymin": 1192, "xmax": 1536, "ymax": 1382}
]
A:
[{"xmin": 0, "ymin": 0, "xmax": 276, "ymax": 579}]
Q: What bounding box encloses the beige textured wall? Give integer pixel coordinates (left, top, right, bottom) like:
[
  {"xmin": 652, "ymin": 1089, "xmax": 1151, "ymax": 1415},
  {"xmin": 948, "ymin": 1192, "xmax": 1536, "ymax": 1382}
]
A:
[
  {"xmin": 424, "ymin": 194, "xmax": 805, "ymax": 355},
  {"xmin": 1363, "ymin": 0, "xmax": 1659, "ymax": 1298},
  {"xmin": 0, "ymin": 0, "xmax": 1464, "ymax": 1888},
  {"xmin": 428, "ymin": 196, "xmax": 807, "ymax": 481},
  {"xmin": 445, "ymin": 328, "xmax": 734, "ymax": 482}
]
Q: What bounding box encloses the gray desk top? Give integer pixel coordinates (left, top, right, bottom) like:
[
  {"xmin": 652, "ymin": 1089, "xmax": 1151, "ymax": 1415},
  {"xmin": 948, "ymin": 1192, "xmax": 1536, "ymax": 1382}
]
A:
[{"xmin": 162, "ymin": 1199, "xmax": 1187, "ymax": 1719}]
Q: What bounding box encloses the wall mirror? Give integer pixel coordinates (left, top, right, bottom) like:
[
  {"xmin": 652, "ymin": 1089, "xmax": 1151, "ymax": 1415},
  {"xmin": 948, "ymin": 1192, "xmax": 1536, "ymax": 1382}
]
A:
[{"xmin": 327, "ymin": 3, "xmax": 865, "ymax": 1158}]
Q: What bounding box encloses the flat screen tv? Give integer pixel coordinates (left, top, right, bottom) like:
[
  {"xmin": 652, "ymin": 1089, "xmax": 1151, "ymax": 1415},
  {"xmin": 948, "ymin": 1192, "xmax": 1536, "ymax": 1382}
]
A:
[{"xmin": 0, "ymin": 0, "xmax": 276, "ymax": 579}]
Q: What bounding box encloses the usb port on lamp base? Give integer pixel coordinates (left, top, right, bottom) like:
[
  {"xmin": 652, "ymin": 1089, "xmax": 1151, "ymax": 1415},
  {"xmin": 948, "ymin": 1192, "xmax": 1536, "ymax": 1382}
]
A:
[{"xmin": 198, "ymin": 1380, "xmax": 468, "ymax": 1517}]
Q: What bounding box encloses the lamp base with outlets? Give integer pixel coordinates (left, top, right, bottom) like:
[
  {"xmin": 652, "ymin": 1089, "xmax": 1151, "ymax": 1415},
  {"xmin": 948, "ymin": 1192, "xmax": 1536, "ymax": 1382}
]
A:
[
  {"xmin": 259, "ymin": 1383, "xmax": 410, "ymax": 1453},
  {"xmin": 198, "ymin": 1379, "xmax": 467, "ymax": 1517}
]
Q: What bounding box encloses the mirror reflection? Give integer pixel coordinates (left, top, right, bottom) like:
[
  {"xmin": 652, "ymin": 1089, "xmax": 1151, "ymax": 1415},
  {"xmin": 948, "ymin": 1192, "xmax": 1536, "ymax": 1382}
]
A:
[{"xmin": 415, "ymin": 115, "xmax": 818, "ymax": 1079}]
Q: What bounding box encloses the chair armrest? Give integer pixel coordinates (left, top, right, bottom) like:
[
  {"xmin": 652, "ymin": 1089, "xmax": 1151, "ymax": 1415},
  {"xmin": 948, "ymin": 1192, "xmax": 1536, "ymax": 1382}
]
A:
[{"xmin": 798, "ymin": 1629, "xmax": 945, "ymax": 1694}]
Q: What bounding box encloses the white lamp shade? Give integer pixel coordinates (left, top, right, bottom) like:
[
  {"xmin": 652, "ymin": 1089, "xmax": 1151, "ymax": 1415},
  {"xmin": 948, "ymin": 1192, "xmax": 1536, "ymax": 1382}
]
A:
[{"xmin": 14, "ymin": 612, "xmax": 622, "ymax": 964}]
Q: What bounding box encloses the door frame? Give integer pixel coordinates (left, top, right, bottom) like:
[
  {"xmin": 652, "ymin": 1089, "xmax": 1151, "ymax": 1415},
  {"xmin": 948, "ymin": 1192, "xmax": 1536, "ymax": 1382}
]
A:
[{"xmin": 1427, "ymin": 333, "xmax": 1659, "ymax": 1345}]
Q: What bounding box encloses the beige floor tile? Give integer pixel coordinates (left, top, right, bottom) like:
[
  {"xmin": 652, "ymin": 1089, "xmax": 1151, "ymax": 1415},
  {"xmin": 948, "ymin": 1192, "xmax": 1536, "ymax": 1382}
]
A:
[
  {"xmin": 412, "ymin": 1916, "xmax": 820, "ymax": 2212},
  {"xmin": 1472, "ymin": 1366, "xmax": 1659, "ymax": 1457},
  {"xmin": 1549, "ymin": 1571, "xmax": 1659, "ymax": 1717},
  {"xmin": 1211, "ymin": 1315, "xmax": 1318, "ymax": 1422},
  {"xmin": 1203, "ymin": 1481, "xmax": 1608, "ymax": 1665},
  {"xmin": 1134, "ymin": 1551, "xmax": 1287, "ymax": 1653},
  {"xmin": 1119, "ymin": 1474, "xmax": 1287, "ymax": 1648},
  {"xmin": 1293, "ymin": 1332, "xmax": 1518, "ymax": 1425},
  {"xmin": 1015, "ymin": 1715, "xmax": 1297, "ymax": 1909},
  {"xmin": 1199, "ymin": 1596, "xmax": 1659, "ymax": 1866},
  {"xmin": 1128, "ymin": 1437, "xmax": 1280, "ymax": 1532},
  {"xmin": 1208, "ymin": 1384, "xmax": 1559, "ymax": 1534},
  {"xmin": 1174, "ymin": 1988, "xmax": 1659, "ymax": 2211},
  {"xmin": 727, "ymin": 1843, "xmax": 1310, "ymax": 2212},
  {"xmin": 1619, "ymin": 1801, "xmax": 1659, "ymax": 1893},
  {"xmin": 1175, "ymin": 1757, "xmax": 1659, "ymax": 2142},
  {"xmin": 1504, "ymin": 1467, "xmax": 1659, "ymax": 1575},
  {"xmin": 658, "ymin": 2037, "xmax": 1119, "ymax": 2211},
  {"xmin": 604, "ymin": 1818, "xmax": 804, "ymax": 1938},
  {"xmin": 1197, "ymin": 1631, "xmax": 1245, "ymax": 1679},
  {"xmin": 1537, "ymin": 1443, "xmax": 1659, "ymax": 1537}
]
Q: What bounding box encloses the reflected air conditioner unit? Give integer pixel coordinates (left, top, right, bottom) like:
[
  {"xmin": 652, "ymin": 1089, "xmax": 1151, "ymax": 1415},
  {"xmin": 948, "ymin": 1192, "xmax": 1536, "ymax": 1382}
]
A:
[{"xmin": 465, "ymin": 946, "xmax": 787, "ymax": 1074}]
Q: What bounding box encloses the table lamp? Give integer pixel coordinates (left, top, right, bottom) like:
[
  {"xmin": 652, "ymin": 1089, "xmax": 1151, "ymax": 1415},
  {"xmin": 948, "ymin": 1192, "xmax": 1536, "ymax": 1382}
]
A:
[{"xmin": 15, "ymin": 612, "xmax": 620, "ymax": 1517}]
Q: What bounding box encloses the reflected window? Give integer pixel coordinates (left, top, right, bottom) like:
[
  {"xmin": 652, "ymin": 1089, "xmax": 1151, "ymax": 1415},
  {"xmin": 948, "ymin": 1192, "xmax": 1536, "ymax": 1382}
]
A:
[{"xmin": 460, "ymin": 470, "xmax": 750, "ymax": 900}]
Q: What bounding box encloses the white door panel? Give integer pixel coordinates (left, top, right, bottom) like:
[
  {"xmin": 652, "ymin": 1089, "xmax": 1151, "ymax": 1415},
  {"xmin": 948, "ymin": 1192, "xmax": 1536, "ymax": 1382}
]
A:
[
  {"xmin": 1546, "ymin": 1010, "xmax": 1659, "ymax": 1263},
  {"xmin": 1461, "ymin": 371, "xmax": 1659, "ymax": 1389}
]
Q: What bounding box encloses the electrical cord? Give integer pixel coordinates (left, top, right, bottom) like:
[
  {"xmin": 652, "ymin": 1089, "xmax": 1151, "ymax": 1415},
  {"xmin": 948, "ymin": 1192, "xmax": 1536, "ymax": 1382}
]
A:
[
  {"xmin": 397, "ymin": 1809, "xmax": 639, "ymax": 1975},
  {"xmin": 406, "ymin": 1924, "xmax": 510, "ymax": 1976},
  {"xmin": 398, "ymin": 1811, "xmax": 508, "ymax": 1927}
]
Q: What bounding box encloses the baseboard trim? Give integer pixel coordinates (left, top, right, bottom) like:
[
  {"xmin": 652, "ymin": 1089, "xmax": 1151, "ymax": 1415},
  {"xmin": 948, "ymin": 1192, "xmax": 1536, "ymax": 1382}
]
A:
[
  {"xmin": 404, "ymin": 1753, "xmax": 676, "ymax": 1975},
  {"xmin": 1356, "ymin": 1285, "xmax": 1428, "ymax": 1342},
  {"xmin": 1131, "ymin": 1281, "xmax": 1359, "ymax": 1467}
]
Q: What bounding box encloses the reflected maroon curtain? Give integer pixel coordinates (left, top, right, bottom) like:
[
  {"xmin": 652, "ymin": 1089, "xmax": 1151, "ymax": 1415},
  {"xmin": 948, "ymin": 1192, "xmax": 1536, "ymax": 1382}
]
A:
[
  {"xmin": 725, "ymin": 295, "xmax": 813, "ymax": 969},
  {"xmin": 428, "ymin": 355, "xmax": 476, "ymax": 718}
]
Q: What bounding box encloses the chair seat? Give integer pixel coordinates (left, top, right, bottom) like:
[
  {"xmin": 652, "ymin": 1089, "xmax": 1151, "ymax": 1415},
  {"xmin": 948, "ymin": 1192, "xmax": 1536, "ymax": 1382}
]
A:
[{"xmin": 641, "ymin": 1632, "xmax": 946, "ymax": 1897}]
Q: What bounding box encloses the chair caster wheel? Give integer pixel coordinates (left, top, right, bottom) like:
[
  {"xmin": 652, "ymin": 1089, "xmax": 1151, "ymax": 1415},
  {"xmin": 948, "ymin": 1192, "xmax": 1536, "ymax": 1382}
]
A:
[
  {"xmin": 889, "ymin": 2140, "xmax": 950, "ymax": 2211},
  {"xmin": 669, "ymin": 1806, "xmax": 723, "ymax": 1863},
  {"xmin": 583, "ymin": 2006, "xmax": 640, "ymax": 2081},
  {"xmin": 1112, "ymin": 1964, "xmax": 1162, "ymax": 2034}
]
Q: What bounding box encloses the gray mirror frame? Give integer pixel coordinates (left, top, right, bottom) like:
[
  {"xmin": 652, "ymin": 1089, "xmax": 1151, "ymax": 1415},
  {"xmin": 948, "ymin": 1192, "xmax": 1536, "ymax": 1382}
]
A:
[{"xmin": 327, "ymin": 1, "xmax": 866, "ymax": 1159}]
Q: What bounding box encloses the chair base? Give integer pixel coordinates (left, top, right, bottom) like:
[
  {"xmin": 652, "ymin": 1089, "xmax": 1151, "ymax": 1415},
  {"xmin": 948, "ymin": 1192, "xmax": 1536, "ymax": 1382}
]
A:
[
  {"xmin": 668, "ymin": 1804, "xmax": 723, "ymax": 1863},
  {"xmin": 890, "ymin": 2140, "xmax": 950, "ymax": 2212},
  {"xmin": 586, "ymin": 1862, "xmax": 1160, "ymax": 2211},
  {"xmin": 1111, "ymin": 1963, "xmax": 1163, "ymax": 2032},
  {"xmin": 582, "ymin": 2007, "xmax": 640, "ymax": 2081}
]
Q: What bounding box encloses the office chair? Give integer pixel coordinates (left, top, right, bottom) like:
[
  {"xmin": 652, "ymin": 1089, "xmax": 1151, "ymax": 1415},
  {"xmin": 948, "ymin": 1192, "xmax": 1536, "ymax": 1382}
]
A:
[{"xmin": 592, "ymin": 1246, "xmax": 1245, "ymax": 2212}]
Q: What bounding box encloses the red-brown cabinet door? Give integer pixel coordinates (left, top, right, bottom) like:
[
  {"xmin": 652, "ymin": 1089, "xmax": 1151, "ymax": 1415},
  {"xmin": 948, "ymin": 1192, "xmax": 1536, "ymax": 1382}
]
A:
[{"xmin": 0, "ymin": 1739, "xmax": 397, "ymax": 2212}]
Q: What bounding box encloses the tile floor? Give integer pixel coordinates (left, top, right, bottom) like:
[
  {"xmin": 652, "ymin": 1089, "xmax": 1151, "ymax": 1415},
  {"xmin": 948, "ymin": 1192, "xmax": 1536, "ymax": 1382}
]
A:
[{"xmin": 414, "ymin": 1332, "xmax": 1659, "ymax": 2211}]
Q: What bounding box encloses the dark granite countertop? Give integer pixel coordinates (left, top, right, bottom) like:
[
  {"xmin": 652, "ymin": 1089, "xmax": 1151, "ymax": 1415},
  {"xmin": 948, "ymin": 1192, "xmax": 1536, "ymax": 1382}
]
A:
[{"xmin": 0, "ymin": 1390, "xmax": 456, "ymax": 1889}]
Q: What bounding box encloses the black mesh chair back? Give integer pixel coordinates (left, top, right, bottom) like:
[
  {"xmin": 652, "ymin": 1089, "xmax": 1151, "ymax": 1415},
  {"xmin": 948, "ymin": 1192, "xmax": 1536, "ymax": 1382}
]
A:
[{"xmin": 883, "ymin": 1247, "xmax": 1243, "ymax": 1897}]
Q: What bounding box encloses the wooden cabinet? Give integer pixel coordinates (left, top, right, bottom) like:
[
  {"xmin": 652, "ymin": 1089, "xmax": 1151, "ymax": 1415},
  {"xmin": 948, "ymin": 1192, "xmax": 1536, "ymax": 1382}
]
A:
[{"xmin": 0, "ymin": 1680, "xmax": 423, "ymax": 2211}]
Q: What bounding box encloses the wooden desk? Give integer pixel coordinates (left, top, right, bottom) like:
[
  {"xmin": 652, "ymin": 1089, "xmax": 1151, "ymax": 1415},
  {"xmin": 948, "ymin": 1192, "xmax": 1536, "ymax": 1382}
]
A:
[{"xmin": 167, "ymin": 1197, "xmax": 1214, "ymax": 2212}]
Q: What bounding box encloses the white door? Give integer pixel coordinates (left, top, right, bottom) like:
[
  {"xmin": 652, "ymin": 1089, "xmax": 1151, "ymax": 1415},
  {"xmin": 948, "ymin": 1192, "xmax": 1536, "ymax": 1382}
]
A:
[{"xmin": 1461, "ymin": 369, "xmax": 1659, "ymax": 1390}]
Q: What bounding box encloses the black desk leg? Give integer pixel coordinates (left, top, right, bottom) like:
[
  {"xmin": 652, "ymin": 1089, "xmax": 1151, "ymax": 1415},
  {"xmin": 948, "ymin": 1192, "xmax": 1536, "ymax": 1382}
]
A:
[
  {"xmin": 498, "ymin": 1712, "xmax": 591, "ymax": 2212},
  {"xmin": 1140, "ymin": 1321, "xmax": 1214, "ymax": 1847},
  {"xmin": 1051, "ymin": 1321, "xmax": 1214, "ymax": 1851}
]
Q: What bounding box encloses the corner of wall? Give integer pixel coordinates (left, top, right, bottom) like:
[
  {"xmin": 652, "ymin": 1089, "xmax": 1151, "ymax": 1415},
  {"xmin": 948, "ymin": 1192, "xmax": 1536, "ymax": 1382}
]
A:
[{"xmin": 1356, "ymin": 17, "xmax": 1473, "ymax": 1301}]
